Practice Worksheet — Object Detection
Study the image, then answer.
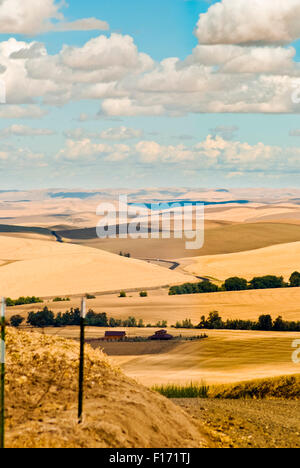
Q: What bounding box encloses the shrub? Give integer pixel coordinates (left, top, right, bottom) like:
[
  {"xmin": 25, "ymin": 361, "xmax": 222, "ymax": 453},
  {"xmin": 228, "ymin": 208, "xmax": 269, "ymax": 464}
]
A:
[
  {"xmin": 86, "ymin": 293, "xmax": 96, "ymax": 299},
  {"xmin": 10, "ymin": 315, "xmax": 24, "ymax": 328},
  {"xmin": 152, "ymin": 382, "xmax": 209, "ymax": 399},
  {"xmin": 155, "ymin": 320, "xmax": 168, "ymax": 328},
  {"xmin": 139, "ymin": 291, "xmax": 148, "ymax": 297},
  {"xmin": 174, "ymin": 318, "xmax": 194, "ymax": 329},
  {"xmin": 6, "ymin": 296, "xmax": 43, "ymax": 307},
  {"xmin": 122, "ymin": 316, "xmax": 137, "ymax": 327},
  {"xmin": 119, "ymin": 291, "xmax": 127, "ymax": 298},
  {"xmin": 169, "ymin": 280, "xmax": 218, "ymax": 296},
  {"xmin": 53, "ymin": 297, "xmax": 70, "ymax": 302}
]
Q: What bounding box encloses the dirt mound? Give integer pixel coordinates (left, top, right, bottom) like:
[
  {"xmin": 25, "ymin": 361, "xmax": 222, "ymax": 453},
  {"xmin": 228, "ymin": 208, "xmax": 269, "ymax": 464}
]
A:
[{"xmin": 5, "ymin": 328, "xmax": 207, "ymax": 448}]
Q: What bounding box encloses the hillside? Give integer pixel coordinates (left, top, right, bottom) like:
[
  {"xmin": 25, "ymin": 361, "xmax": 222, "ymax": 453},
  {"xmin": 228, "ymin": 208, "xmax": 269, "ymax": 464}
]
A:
[
  {"xmin": 0, "ymin": 236, "xmax": 193, "ymax": 298},
  {"xmin": 7, "ymin": 286, "xmax": 300, "ymax": 328},
  {"xmin": 107, "ymin": 329, "xmax": 299, "ymax": 386},
  {"xmin": 54, "ymin": 221, "xmax": 300, "ymax": 259},
  {"xmin": 5, "ymin": 328, "xmax": 207, "ymax": 448},
  {"xmin": 183, "ymin": 241, "xmax": 300, "ymax": 281}
]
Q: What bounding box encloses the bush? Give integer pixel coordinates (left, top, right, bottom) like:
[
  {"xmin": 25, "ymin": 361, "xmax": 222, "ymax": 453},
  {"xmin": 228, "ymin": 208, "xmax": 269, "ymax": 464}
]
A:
[
  {"xmin": 6, "ymin": 296, "xmax": 43, "ymax": 307},
  {"xmin": 86, "ymin": 293, "xmax": 96, "ymax": 299},
  {"xmin": 169, "ymin": 280, "xmax": 218, "ymax": 296},
  {"xmin": 155, "ymin": 320, "xmax": 168, "ymax": 328},
  {"xmin": 53, "ymin": 297, "xmax": 70, "ymax": 302},
  {"xmin": 175, "ymin": 318, "xmax": 194, "ymax": 329},
  {"xmin": 122, "ymin": 316, "xmax": 137, "ymax": 327},
  {"xmin": 152, "ymin": 382, "xmax": 209, "ymax": 399},
  {"xmin": 119, "ymin": 291, "xmax": 127, "ymax": 298},
  {"xmin": 139, "ymin": 291, "xmax": 148, "ymax": 297},
  {"xmin": 10, "ymin": 315, "xmax": 24, "ymax": 328},
  {"xmin": 223, "ymin": 277, "xmax": 248, "ymax": 291}
]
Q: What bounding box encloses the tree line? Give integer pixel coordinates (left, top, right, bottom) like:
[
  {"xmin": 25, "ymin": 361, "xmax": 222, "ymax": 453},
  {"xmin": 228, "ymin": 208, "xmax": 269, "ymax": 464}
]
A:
[
  {"xmin": 23, "ymin": 307, "xmax": 167, "ymax": 329},
  {"xmin": 169, "ymin": 271, "xmax": 300, "ymax": 296},
  {"xmin": 10, "ymin": 308, "xmax": 300, "ymax": 332},
  {"xmin": 196, "ymin": 311, "xmax": 300, "ymax": 332}
]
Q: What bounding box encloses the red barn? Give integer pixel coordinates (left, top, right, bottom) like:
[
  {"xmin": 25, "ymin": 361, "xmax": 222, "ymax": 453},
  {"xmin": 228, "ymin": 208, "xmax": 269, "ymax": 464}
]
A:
[
  {"xmin": 104, "ymin": 331, "xmax": 126, "ymax": 341},
  {"xmin": 149, "ymin": 329, "xmax": 173, "ymax": 341}
]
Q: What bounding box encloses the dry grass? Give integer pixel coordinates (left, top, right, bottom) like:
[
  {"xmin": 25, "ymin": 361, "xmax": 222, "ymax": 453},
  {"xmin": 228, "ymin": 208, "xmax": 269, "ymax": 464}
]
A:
[
  {"xmin": 184, "ymin": 241, "xmax": 300, "ymax": 281},
  {"xmin": 35, "ymin": 327, "xmax": 300, "ymax": 387},
  {"xmin": 102, "ymin": 329, "xmax": 300, "ymax": 387},
  {"xmin": 5, "ymin": 328, "xmax": 207, "ymax": 448},
  {"xmin": 210, "ymin": 374, "xmax": 300, "ymax": 400},
  {"xmin": 0, "ymin": 235, "xmax": 194, "ymax": 298},
  {"xmin": 57, "ymin": 221, "xmax": 300, "ymax": 259},
  {"xmin": 8, "ymin": 286, "xmax": 300, "ymax": 325}
]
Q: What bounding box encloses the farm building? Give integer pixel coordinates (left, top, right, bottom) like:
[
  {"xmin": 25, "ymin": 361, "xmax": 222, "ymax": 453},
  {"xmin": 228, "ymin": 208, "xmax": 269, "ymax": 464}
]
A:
[
  {"xmin": 149, "ymin": 329, "xmax": 174, "ymax": 341},
  {"xmin": 104, "ymin": 331, "xmax": 126, "ymax": 341}
]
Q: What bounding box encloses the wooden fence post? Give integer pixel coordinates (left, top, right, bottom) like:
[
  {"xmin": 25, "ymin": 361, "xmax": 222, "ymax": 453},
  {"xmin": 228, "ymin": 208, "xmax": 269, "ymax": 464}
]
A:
[
  {"xmin": 0, "ymin": 297, "xmax": 5, "ymax": 449},
  {"xmin": 78, "ymin": 297, "xmax": 86, "ymax": 424}
]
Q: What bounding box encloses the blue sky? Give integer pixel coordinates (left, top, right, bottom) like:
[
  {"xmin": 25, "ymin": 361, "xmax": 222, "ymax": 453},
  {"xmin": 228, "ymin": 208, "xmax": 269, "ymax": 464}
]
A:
[{"xmin": 0, "ymin": 0, "xmax": 300, "ymax": 189}]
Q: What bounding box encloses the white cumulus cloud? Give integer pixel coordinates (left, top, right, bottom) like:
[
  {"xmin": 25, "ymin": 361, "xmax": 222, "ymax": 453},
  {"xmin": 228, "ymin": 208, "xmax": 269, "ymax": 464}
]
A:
[
  {"xmin": 0, "ymin": 0, "xmax": 109, "ymax": 35},
  {"xmin": 195, "ymin": 0, "xmax": 300, "ymax": 45}
]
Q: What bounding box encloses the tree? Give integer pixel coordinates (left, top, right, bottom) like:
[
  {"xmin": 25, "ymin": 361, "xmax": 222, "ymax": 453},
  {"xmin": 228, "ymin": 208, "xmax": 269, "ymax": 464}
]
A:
[
  {"xmin": 27, "ymin": 307, "xmax": 55, "ymax": 328},
  {"xmin": 86, "ymin": 311, "xmax": 108, "ymax": 326},
  {"xmin": 249, "ymin": 275, "xmax": 284, "ymax": 290},
  {"xmin": 10, "ymin": 315, "xmax": 24, "ymax": 328},
  {"xmin": 223, "ymin": 277, "xmax": 248, "ymax": 291},
  {"xmin": 258, "ymin": 314, "xmax": 273, "ymax": 331},
  {"xmin": 207, "ymin": 311, "xmax": 223, "ymax": 329},
  {"xmin": 290, "ymin": 271, "xmax": 300, "ymax": 288},
  {"xmin": 273, "ymin": 316, "xmax": 286, "ymax": 331}
]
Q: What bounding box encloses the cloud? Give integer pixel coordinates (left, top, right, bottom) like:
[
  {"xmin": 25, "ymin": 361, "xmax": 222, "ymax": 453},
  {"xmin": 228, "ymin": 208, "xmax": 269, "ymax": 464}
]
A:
[
  {"xmin": 57, "ymin": 138, "xmax": 130, "ymax": 161},
  {"xmin": 136, "ymin": 141, "xmax": 195, "ymax": 163},
  {"xmin": 0, "ymin": 0, "xmax": 108, "ymax": 35},
  {"xmin": 209, "ymin": 125, "xmax": 239, "ymax": 140},
  {"xmin": 63, "ymin": 126, "xmax": 142, "ymax": 141},
  {"xmin": 0, "ymin": 18, "xmax": 300, "ymax": 116},
  {"xmin": 100, "ymin": 126, "xmax": 143, "ymax": 140},
  {"xmin": 0, "ymin": 143, "xmax": 45, "ymax": 165},
  {"xmin": 195, "ymin": 0, "xmax": 300, "ymax": 45},
  {"xmin": 0, "ymin": 124, "xmax": 54, "ymax": 137},
  {"xmin": 133, "ymin": 135, "xmax": 300, "ymax": 175},
  {"xmin": 52, "ymin": 18, "xmax": 109, "ymax": 33},
  {"xmin": 0, "ymin": 105, "xmax": 48, "ymax": 119}
]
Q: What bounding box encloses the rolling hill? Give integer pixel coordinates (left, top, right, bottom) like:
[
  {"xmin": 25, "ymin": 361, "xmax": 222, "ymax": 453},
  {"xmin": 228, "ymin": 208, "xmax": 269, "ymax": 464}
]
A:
[
  {"xmin": 183, "ymin": 241, "xmax": 300, "ymax": 281},
  {"xmin": 0, "ymin": 236, "xmax": 193, "ymax": 298}
]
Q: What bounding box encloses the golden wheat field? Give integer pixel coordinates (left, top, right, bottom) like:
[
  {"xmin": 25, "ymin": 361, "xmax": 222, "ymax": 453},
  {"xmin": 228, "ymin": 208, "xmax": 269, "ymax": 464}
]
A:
[
  {"xmin": 8, "ymin": 286, "xmax": 300, "ymax": 325},
  {"xmin": 183, "ymin": 241, "xmax": 300, "ymax": 281},
  {"xmin": 34, "ymin": 326, "xmax": 300, "ymax": 387},
  {"xmin": 0, "ymin": 236, "xmax": 193, "ymax": 298},
  {"xmin": 63, "ymin": 221, "xmax": 300, "ymax": 260}
]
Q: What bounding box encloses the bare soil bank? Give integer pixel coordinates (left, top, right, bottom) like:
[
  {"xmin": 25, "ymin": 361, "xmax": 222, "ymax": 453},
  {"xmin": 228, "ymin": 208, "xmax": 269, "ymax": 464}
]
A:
[{"xmin": 174, "ymin": 399, "xmax": 300, "ymax": 448}]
